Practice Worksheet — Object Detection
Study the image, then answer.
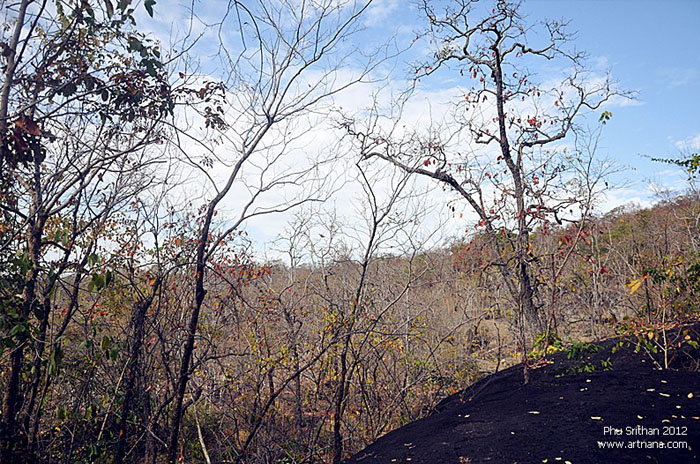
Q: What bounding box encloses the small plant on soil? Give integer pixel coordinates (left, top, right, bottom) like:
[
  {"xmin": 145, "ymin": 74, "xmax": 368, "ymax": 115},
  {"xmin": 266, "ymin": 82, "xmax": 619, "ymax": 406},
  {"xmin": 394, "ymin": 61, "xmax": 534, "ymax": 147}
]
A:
[
  {"xmin": 614, "ymin": 322, "xmax": 700, "ymax": 370},
  {"xmin": 529, "ymin": 332, "xmax": 565, "ymax": 359},
  {"xmin": 556, "ymin": 342, "xmax": 611, "ymax": 376}
]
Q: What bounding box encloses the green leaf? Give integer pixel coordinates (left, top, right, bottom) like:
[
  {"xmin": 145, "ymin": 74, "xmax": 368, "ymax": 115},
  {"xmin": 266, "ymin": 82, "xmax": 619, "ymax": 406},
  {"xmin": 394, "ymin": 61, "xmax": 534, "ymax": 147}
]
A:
[
  {"xmin": 144, "ymin": 0, "xmax": 156, "ymax": 17},
  {"xmin": 128, "ymin": 36, "xmax": 143, "ymax": 53},
  {"xmin": 100, "ymin": 335, "xmax": 111, "ymax": 351},
  {"xmin": 59, "ymin": 14, "xmax": 70, "ymax": 31},
  {"xmin": 90, "ymin": 273, "xmax": 106, "ymax": 291},
  {"xmin": 144, "ymin": 58, "xmax": 157, "ymax": 77},
  {"xmin": 62, "ymin": 82, "xmax": 77, "ymax": 97},
  {"xmin": 49, "ymin": 347, "xmax": 63, "ymax": 376},
  {"xmin": 9, "ymin": 323, "xmax": 24, "ymax": 337}
]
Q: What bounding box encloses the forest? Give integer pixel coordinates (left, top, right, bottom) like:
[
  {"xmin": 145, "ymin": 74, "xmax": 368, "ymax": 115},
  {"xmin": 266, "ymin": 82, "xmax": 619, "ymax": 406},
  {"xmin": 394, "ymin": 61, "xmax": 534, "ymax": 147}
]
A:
[{"xmin": 1, "ymin": 1, "xmax": 698, "ymax": 463}]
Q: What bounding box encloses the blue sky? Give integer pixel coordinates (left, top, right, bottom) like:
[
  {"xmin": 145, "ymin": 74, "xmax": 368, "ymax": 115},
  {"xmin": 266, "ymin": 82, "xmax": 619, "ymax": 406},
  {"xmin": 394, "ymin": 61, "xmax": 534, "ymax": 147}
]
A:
[
  {"xmin": 523, "ymin": 0, "xmax": 700, "ymax": 191},
  {"xmin": 366, "ymin": 0, "xmax": 700, "ymax": 199},
  {"xmin": 144, "ymin": 0, "xmax": 699, "ymax": 194},
  {"xmin": 138, "ymin": 0, "xmax": 699, "ymax": 253}
]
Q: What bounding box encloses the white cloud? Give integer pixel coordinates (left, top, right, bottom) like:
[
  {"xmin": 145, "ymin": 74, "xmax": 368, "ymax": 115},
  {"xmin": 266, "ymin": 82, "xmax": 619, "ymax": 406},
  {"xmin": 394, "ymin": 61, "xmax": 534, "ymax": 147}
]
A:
[
  {"xmin": 591, "ymin": 56, "xmax": 610, "ymax": 71},
  {"xmin": 606, "ymin": 93, "xmax": 644, "ymax": 108},
  {"xmin": 675, "ymin": 133, "xmax": 700, "ymax": 151},
  {"xmin": 364, "ymin": 0, "xmax": 401, "ymax": 27},
  {"xmin": 599, "ymin": 187, "xmax": 652, "ymax": 212},
  {"xmin": 132, "ymin": 2, "xmax": 674, "ymax": 262},
  {"xmin": 658, "ymin": 67, "xmax": 700, "ymax": 89}
]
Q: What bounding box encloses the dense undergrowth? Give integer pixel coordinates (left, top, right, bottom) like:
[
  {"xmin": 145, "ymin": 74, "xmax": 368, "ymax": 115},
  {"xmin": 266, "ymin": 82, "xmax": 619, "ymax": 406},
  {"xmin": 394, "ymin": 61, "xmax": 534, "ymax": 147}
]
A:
[{"xmin": 2, "ymin": 193, "xmax": 699, "ymax": 463}]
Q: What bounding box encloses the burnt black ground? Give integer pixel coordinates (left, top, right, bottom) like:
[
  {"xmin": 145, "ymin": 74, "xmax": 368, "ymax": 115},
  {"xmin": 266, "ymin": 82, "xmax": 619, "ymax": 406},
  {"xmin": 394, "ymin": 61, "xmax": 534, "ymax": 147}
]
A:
[{"xmin": 345, "ymin": 325, "xmax": 700, "ymax": 464}]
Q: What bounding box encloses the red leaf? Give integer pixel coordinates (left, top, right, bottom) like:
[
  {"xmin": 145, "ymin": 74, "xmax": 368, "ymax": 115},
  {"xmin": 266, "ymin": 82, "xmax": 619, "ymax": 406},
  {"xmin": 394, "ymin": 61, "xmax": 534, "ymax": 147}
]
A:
[{"xmin": 15, "ymin": 115, "xmax": 41, "ymax": 135}]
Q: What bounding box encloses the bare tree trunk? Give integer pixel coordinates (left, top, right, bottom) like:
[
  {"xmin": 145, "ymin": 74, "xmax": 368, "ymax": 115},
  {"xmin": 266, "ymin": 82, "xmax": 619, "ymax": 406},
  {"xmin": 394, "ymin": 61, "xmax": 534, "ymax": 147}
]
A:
[
  {"xmin": 0, "ymin": 0, "xmax": 29, "ymax": 136},
  {"xmin": 23, "ymin": 297, "xmax": 50, "ymax": 437},
  {"xmin": 2, "ymin": 209, "xmax": 44, "ymax": 459},
  {"xmin": 167, "ymin": 249, "xmax": 208, "ymax": 464},
  {"xmin": 493, "ymin": 43, "xmax": 540, "ymax": 340},
  {"xmin": 0, "ymin": 0, "xmax": 32, "ymax": 452},
  {"xmin": 332, "ymin": 341, "xmax": 350, "ymax": 464},
  {"xmin": 292, "ymin": 343, "xmax": 304, "ymax": 435},
  {"xmin": 114, "ymin": 284, "xmax": 160, "ymax": 464}
]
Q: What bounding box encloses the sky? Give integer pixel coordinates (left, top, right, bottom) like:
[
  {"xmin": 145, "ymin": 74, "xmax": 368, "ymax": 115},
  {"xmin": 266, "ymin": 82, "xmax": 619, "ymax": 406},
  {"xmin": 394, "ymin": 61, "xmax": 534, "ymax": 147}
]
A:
[
  {"xmin": 360, "ymin": 0, "xmax": 700, "ymax": 195},
  {"xmin": 136, "ymin": 0, "xmax": 700, "ymax": 258},
  {"xmin": 523, "ymin": 0, "xmax": 700, "ymax": 200}
]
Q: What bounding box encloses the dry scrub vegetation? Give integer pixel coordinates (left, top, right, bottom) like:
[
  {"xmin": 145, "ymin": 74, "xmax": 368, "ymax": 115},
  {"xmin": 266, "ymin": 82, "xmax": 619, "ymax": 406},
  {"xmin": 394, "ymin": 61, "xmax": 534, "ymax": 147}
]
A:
[
  {"xmin": 1, "ymin": 1, "xmax": 698, "ymax": 463},
  {"xmin": 7, "ymin": 193, "xmax": 700, "ymax": 463}
]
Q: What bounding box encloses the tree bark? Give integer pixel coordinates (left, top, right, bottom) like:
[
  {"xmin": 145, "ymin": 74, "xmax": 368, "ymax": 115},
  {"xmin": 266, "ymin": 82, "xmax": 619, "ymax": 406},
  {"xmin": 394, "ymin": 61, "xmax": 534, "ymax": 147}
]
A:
[
  {"xmin": 166, "ymin": 222, "xmax": 210, "ymax": 464},
  {"xmin": 114, "ymin": 283, "xmax": 160, "ymax": 464},
  {"xmin": 2, "ymin": 212, "xmax": 44, "ymax": 458}
]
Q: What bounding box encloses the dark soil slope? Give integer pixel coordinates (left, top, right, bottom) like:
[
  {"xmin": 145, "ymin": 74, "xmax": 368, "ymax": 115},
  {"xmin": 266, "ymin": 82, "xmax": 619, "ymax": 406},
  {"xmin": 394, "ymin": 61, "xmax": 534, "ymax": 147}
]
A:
[{"xmin": 345, "ymin": 326, "xmax": 700, "ymax": 464}]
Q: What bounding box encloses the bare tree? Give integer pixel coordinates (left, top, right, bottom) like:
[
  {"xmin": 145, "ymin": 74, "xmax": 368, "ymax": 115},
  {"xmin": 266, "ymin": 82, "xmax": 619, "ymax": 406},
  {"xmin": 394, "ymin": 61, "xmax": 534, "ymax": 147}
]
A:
[
  {"xmin": 343, "ymin": 0, "xmax": 629, "ymax": 382},
  {"xmin": 162, "ymin": 1, "xmax": 388, "ymax": 461}
]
